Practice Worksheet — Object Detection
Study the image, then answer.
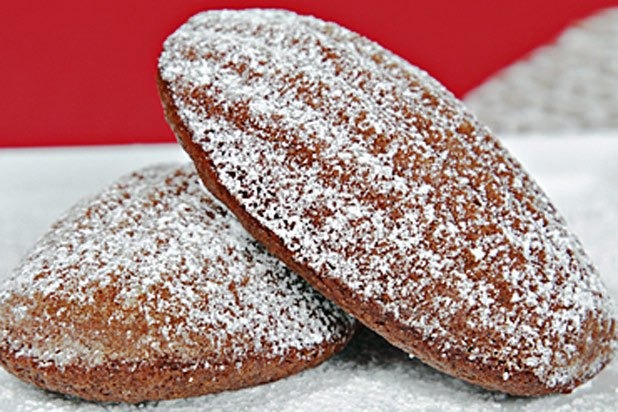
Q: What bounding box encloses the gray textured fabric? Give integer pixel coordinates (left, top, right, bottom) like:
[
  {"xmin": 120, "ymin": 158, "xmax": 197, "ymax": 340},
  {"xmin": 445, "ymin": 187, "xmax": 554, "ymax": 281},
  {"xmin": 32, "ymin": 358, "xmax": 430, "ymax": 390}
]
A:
[{"xmin": 465, "ymin": 8, "xmax": 618, "ymax": 133}]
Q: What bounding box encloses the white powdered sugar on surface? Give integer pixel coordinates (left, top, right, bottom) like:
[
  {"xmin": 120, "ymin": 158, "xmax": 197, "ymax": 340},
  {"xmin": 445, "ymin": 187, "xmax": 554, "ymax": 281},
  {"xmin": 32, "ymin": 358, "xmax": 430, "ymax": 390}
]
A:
[
  {"xmin": 0, "ymin": 138, "xmax": 616, "ymax": 410},
  {"xmin": 159, "ymin": 9, "xmax": 616, "ymax": 390},
  {"xmin": 0, "ymin": 163, "xmax": 355, "ymax": 370}
]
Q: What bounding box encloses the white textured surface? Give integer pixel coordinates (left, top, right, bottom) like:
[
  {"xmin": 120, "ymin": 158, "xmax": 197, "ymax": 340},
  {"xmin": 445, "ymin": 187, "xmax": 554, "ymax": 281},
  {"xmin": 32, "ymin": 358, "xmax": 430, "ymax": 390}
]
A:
[
  {"xmin": 0, "ymin": 137, "xmax": 616, "ymax": 410},
  {"xmin": 465, "ymin": 7, "xmax": 618, "ymax": 133}
]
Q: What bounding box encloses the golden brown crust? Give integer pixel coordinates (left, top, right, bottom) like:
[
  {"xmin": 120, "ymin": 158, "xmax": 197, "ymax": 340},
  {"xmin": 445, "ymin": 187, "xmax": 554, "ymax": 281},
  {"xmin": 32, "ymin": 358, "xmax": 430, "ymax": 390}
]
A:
[
  {"xmin": 0, "ymin": 163, "xmax": 356, "ymax": 403},
  {"xmin": 158, "ymin": 74, "xmax": 561, "ymax": 396},
  {"xmin": 156, "ymin": 9, "xmax": 616, "ymax": 397},
  {"xmin": 157, "ymin": 71, "xmax": 614, "ymax": 397}
]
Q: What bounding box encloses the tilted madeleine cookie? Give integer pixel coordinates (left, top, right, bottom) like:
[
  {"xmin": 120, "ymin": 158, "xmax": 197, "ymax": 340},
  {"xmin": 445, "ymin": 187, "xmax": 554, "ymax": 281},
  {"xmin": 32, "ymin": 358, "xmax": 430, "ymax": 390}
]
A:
[
  {"xmin": 0, "ymin": 164, "xmax": 355, "ymax": 403},
  {"xmin": 157, "ymin": 9, "xmax": 616, "ymax": 395}
]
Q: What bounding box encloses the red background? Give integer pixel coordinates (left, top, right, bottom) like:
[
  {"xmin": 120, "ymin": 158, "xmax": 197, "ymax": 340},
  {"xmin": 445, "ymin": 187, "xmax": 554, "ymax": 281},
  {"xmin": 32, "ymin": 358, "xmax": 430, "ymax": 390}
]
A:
[{"xmin": 1, "ymin": 0, "xmax": 617, "ymax": 147}]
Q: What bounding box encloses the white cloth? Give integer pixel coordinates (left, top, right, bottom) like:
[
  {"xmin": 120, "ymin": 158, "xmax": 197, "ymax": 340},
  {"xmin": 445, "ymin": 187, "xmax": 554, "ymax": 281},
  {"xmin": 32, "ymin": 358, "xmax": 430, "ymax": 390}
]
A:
[{"xmin": 465, "ymin": 8, "xmax": 618, "ymax": 133}]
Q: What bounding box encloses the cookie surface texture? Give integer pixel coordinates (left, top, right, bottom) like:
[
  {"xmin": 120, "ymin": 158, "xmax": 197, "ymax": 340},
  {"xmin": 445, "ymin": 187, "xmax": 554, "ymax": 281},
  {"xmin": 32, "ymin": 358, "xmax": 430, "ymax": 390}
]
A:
[
  {"xmin": 0, "ymin": 164, "xmax": 356, "ymax": 403},
  {"xmin": 157, "ymin": 9, "xmax": 617, "ymax": 396}
]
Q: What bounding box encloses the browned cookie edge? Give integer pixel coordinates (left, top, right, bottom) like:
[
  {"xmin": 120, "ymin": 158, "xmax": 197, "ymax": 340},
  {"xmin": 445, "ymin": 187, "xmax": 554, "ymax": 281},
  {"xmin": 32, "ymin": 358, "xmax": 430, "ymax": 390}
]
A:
[{"xmin": 0, "ymin": 330, "xmax": 353, "ymax": 403}]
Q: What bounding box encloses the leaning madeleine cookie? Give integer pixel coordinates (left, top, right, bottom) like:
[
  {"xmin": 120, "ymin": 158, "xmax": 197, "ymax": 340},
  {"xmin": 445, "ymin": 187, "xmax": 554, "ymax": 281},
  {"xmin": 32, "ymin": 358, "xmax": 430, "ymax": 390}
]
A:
[
  {"xmin": 0, "ymin": 164, "xmax": 356, "ymax": 403},
  {"xmin": 157, "ymin": 9, "xmax": 616, "ymax": 395}
]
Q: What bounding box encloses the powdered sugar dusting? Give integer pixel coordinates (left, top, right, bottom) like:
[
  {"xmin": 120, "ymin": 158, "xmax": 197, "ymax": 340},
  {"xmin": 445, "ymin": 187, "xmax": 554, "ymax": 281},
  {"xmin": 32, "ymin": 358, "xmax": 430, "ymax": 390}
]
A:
[
  {"xmin": 0, "ymin": 163, "xmax": 355, "ymax": 369},
  {"xmin": 159, "ymin": 9, "xmax": 616, "ymax": 391}
]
